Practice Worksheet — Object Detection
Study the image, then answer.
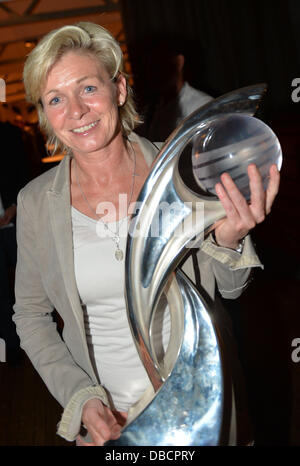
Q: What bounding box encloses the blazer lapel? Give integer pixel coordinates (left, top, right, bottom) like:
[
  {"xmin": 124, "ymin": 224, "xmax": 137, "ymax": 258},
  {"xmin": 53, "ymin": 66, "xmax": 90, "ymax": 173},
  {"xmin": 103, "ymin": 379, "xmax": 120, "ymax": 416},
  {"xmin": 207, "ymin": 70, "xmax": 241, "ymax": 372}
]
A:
[
  {"xmin": 46, "ymin": 156, "xmax": 85, "ymax": 333},
  {"xmin": 128, "ymin": 132, "xmax": 162, "ymax": 167}
]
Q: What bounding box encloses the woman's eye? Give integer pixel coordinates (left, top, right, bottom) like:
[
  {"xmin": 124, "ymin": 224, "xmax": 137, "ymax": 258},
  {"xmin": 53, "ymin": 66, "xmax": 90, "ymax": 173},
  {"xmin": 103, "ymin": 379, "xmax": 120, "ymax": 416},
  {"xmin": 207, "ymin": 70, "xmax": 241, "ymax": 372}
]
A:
[
  {"xmin": 85, "ymin": 85, "xmax": 96, "ymax": 93},
  {"xmin": 49, "ymin": 96, "xmax": 60, "ymax": 105}
]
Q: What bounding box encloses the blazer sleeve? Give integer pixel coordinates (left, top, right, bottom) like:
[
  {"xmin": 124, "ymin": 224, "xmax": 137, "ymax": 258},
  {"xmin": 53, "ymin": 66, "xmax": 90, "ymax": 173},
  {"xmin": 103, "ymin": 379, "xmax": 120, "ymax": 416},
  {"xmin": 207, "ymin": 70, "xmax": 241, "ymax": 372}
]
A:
[
  {"xmin": 13, "ymin": 190, "xmax": 109, "ymax": 440},
  {"xmin": 181, "ymin": 234, "xmax": 263, "ymax": 300}
]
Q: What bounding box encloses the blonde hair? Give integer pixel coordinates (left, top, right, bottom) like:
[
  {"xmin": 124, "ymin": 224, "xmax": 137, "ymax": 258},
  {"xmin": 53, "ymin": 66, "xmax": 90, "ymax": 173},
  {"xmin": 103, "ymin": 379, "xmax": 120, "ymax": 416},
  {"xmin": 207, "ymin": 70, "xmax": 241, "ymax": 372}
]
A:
[{"xmin": 23, "ymin": 21, "xmax": 140, "ymax": 154}]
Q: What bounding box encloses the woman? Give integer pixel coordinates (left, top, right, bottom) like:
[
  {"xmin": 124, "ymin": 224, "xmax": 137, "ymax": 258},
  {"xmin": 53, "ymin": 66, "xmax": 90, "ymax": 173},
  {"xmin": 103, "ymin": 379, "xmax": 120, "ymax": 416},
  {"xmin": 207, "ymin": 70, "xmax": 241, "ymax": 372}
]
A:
[{"xmin": 13, "ymin": 22, "xmax": 280, "ymax": 446}]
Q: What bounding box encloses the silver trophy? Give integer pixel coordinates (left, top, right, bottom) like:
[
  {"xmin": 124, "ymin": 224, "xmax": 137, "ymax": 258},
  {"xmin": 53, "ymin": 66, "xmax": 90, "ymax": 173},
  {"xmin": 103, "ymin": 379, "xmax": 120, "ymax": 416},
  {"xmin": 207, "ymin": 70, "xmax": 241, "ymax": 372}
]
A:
[{"xmin": 106, "ymin": 84, "xmax": 282, "ymax": 446}]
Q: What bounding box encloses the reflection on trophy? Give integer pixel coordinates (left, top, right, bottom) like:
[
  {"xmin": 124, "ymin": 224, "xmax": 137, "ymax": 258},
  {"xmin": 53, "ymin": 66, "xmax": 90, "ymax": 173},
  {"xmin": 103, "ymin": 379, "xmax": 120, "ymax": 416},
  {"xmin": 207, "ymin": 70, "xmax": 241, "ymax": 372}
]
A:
[{"xmin": 106, "ymin": 84, "xmax": 282, "ymax": 446}]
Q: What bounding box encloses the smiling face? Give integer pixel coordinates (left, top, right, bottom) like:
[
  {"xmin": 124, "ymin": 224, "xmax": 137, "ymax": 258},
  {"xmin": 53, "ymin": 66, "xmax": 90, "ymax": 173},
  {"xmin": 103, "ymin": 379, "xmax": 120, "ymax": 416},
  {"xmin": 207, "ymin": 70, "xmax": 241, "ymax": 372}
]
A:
[{"xmin": 41, "ymin": 50, "xmax": 127, "ymax": 157}]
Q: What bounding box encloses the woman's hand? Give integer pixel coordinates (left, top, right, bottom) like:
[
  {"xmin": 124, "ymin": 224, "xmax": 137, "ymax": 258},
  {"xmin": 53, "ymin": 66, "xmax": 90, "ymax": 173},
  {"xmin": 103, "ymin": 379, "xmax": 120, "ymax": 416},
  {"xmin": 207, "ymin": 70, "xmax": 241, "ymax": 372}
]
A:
[
  {"xmin": 213, "ymin": 163, "xmax": 280, "ymax": 249},
  {"xmin": 76, "ymin": 398, "xmax": 127, "ymax": 446}
]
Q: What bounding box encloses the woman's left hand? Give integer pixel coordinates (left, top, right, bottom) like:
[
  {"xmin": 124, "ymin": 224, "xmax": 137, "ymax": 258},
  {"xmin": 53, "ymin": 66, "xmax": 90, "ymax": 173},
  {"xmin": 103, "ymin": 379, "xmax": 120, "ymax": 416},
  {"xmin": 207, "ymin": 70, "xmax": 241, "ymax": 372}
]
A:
[{"xmin": 213, "ymin": 163, "xmax": 280, "ymax": 249}]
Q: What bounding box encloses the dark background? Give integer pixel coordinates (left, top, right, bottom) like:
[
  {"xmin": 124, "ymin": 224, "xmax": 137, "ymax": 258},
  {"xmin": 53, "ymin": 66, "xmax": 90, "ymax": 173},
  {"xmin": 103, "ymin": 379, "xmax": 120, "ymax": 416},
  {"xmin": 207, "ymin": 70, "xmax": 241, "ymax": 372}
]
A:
[{"xmin": 121, "ymin": 0, "xmax": 300, "ymax": 121}]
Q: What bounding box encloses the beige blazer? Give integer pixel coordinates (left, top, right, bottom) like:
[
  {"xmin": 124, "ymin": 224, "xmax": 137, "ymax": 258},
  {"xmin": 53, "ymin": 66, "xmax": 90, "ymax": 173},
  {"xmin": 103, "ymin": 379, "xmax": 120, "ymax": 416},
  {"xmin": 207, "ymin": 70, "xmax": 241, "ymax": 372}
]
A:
[{"xmin": 13, "ymin": 132, "xmax": 262, "ymax": 440}]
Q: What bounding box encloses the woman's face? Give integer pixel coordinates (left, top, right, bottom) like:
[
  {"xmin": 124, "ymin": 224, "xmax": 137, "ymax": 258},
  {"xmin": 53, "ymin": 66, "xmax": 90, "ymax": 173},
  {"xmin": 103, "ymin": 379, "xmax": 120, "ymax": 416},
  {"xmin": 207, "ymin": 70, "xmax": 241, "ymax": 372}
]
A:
[{"xmin": 41, "ymin": 50, "xmax": 127, "ymax": 156}]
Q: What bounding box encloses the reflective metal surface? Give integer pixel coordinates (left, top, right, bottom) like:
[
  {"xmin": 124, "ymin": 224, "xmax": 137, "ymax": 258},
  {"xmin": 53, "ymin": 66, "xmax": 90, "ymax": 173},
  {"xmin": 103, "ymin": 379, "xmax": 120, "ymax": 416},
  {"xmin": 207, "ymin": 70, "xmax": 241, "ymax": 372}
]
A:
[
  {"xmin": 106, "ymin": 84, "xmax": 267, "ymax": 446},
  {"xmin": 192, "ymin": 113, "xmax": 282, "ymax": 200}
]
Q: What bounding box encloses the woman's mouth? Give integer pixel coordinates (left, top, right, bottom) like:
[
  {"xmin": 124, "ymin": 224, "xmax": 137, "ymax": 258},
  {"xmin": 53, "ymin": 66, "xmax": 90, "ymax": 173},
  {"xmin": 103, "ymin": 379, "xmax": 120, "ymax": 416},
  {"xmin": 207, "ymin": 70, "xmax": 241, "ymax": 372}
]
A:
[{"xmin": 71, "ymin": 120, "xmax": 99, "ymax": 134}]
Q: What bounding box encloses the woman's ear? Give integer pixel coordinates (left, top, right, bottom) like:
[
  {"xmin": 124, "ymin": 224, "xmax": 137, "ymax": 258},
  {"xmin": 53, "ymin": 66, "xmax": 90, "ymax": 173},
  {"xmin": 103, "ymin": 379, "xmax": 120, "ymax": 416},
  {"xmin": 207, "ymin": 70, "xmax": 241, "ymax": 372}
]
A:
[{"xmin": 116, "ymin": 73, "xmax": 127, "ymax": 106}]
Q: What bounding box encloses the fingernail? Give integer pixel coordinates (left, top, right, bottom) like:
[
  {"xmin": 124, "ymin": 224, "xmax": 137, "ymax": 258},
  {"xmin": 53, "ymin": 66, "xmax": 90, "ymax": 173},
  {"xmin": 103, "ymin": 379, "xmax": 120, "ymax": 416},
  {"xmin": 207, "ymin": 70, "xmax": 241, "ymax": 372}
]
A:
[
  {"xmin": 215, "ymin": 184, "xmax": 221, "ymax": 195},
  {"xmin": 248, "ymin": 163, "xmax": 256, "ymax": 172}
]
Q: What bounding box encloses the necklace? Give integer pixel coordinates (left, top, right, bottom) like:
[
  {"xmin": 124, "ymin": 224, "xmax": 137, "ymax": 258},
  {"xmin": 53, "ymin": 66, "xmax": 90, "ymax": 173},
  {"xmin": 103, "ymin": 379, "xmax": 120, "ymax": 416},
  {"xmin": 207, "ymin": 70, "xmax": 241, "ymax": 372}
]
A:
[{"xmin": 73, "ymin": 144, "xmax": 137, "ymax": 261}]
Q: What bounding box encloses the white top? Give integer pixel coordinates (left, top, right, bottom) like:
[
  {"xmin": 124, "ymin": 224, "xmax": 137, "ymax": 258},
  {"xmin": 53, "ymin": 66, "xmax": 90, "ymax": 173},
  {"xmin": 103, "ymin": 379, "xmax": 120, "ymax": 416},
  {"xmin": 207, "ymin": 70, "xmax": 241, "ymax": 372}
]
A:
[{"xmin": 71, "ymin": 206, "xmax": 170, "ymax": 412}]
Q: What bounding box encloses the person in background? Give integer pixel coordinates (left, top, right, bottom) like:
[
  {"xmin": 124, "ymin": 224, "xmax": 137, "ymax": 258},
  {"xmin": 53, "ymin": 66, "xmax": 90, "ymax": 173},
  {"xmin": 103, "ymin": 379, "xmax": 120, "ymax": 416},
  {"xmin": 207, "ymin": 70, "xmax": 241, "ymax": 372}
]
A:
[
  {"xmin": 13, "ymin": 22, "xmax": 280, "ymax": 446},
  {"xmin": 141, "ymin": 40, "xmax": 213, "ymax": 142},
  {"xmin": 0, "ymin": 195, "xmax": 18, "ymax": 363},
  {"xmin": 0, "ymin": 121, "xmax": 28, "ymax": 363}
]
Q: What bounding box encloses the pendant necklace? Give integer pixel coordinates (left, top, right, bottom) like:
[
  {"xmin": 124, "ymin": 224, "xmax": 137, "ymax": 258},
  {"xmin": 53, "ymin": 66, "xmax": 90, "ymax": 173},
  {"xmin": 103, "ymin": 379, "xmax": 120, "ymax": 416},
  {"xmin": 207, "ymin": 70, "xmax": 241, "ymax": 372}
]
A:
[{"xmin": 73, "ymin": 143, "xmax": 137, "ymax": 261}]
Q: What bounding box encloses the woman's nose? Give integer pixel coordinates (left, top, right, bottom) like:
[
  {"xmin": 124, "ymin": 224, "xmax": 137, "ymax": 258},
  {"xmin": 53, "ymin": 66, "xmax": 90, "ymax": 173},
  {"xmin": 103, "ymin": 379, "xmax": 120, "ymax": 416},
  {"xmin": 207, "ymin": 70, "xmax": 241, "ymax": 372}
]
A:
[{"xmin": 68, "ymin": 95, "xmax": 88, "ymax": 119}]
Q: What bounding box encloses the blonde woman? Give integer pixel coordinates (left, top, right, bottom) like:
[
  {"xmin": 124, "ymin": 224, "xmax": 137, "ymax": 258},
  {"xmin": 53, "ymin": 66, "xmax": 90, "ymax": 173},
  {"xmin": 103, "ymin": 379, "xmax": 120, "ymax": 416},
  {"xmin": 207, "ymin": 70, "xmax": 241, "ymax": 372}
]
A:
[{"xmin": 13, "ymin": 22, "xmax": 279, "ymax": 446}]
